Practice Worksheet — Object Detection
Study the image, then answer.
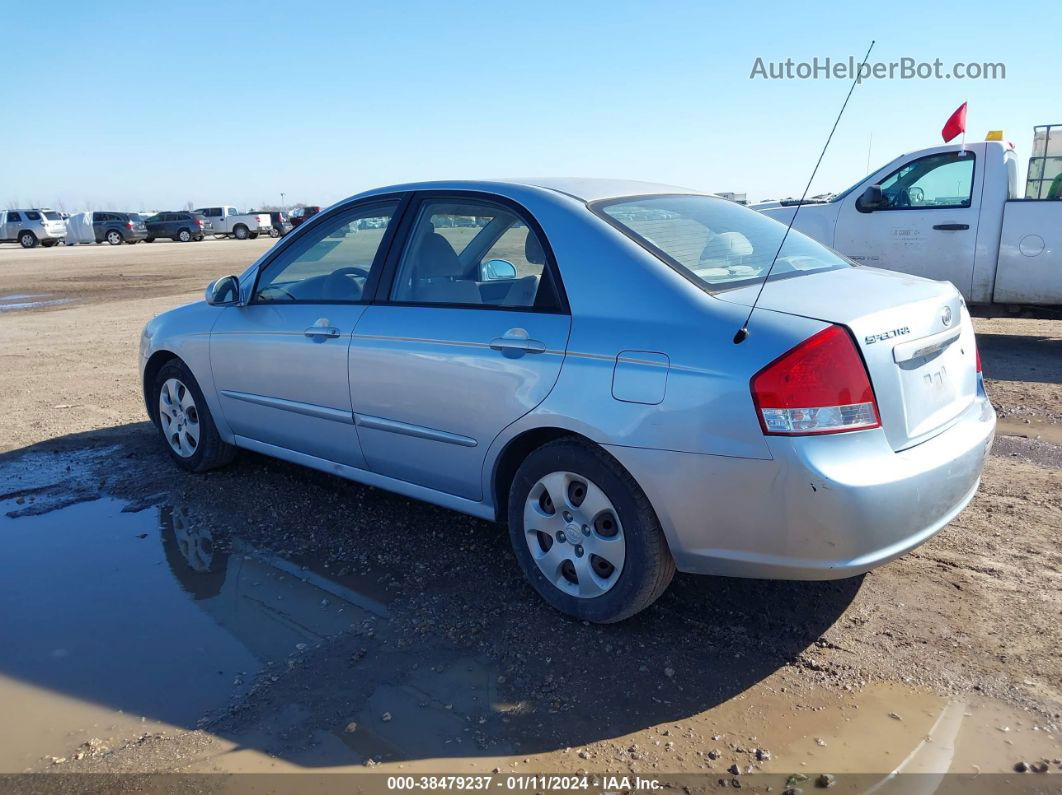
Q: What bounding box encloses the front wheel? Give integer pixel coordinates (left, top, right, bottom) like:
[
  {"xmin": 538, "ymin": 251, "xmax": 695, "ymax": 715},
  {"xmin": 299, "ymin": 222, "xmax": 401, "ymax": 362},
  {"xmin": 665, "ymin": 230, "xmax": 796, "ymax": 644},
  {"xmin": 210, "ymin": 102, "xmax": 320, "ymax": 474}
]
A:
[
  {"xmin": 153, "ymin": 359, "xmax": 236, "ymax": 473},
  {"xmin": 177, "ymin": 228, "xmax": 192, "ymax": 242},
  {"xmin": 19, "ymin": 231, "xmax": 38, "ymax": 248},
  {"xmin": 106, "ymin": 230, "xmax": 123, "ymax": 245},
  {"xmin": 507, "ymin": 438, "xmax": 675, "ymax": 623}
]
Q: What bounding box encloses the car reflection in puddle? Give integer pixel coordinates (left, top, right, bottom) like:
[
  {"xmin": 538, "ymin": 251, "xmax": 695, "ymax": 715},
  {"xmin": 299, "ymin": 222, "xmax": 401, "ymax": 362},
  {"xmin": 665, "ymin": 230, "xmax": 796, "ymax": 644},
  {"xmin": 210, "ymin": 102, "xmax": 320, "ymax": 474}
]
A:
[{"xmin": 0, "ymin": 496, "xmax": 390, "ymax": 761}]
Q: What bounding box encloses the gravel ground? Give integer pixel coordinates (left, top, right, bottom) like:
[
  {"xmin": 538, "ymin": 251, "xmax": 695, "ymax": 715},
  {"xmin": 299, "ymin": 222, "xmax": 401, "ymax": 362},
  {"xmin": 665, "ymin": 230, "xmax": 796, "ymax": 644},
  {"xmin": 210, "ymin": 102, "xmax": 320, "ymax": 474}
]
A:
[{"xmin": 0, "ymin": 241, "xmax": 1058, "ymax": 782}]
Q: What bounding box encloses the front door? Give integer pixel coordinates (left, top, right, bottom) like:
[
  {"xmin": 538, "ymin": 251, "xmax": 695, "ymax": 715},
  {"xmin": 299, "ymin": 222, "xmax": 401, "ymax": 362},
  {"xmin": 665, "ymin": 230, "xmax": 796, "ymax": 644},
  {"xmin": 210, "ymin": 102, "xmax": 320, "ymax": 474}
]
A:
[
  {"xmin": 834, "ymin": 149, "xmax": 981, "ymax": 299},
  {"xmin": 349, "ymin": 195, "xmax": 571, "ymax": 501},
  {"xmin": 210, "ymin": 199, "xmax": 402, "ymax": 467}
]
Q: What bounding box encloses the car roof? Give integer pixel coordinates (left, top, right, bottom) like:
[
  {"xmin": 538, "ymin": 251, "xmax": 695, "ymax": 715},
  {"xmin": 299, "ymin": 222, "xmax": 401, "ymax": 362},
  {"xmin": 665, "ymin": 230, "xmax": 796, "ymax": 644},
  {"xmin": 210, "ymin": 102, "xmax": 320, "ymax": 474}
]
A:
[{"xmin": 358, "ymin": 178, "xmax": 709, "ymax": 204}]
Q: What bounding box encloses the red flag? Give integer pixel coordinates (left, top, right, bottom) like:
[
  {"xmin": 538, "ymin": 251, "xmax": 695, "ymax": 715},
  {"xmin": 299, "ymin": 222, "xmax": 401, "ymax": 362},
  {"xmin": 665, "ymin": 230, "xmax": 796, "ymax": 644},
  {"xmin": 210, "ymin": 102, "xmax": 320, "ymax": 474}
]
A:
[{"xmin": 941, "ymin": 102, "xmax": 967, "ymax": 143}]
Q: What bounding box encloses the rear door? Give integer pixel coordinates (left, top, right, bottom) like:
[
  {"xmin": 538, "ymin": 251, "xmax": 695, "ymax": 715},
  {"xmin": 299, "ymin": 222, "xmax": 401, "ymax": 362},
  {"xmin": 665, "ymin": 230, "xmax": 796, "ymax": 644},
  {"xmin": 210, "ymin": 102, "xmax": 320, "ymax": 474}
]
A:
[
  {"xmin": 833, "ymin": 150, "xmax": 981, "ymax": 300},
  {"xmin": 210, "ymin": 198, "xmax": 404, "ymax": 467},
  {"xmin": 349, "ymin": 193, "xmax": 571, "ymax": 501}
]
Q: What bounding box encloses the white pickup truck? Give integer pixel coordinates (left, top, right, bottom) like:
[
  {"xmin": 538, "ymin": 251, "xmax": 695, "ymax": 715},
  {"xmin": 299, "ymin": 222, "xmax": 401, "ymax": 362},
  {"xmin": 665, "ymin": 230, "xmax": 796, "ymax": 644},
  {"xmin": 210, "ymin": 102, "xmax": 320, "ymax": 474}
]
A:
[
  {"xmin": 194, "ymin": 206, "xmax": 273, "ymax": 240},
  {"xmin": 758, "ymin": 128, "xmax": 1062, "ymax": 306}
]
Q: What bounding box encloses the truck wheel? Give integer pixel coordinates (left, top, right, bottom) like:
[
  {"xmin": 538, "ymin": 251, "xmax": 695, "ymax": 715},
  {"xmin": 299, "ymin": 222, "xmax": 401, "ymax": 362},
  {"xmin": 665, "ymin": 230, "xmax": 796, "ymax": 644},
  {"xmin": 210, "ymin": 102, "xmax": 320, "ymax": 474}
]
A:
[
  {"xmin": 233, "ymin": 224, "xmax": 249, "ymax": 240},
  {"xmin": 19, "ymin": 231, "xmax": 38, "ymax": 248},
  {"xmin": 507, "ymin": 437, "xmax": 675, "ymax": 623},
  {"xmin": 106, "ymin": 230, "xmax": 123, "ymax": 245},
  {"xmin": 177, "ymin": 228, "xmax": 192, "ymax": 242}
]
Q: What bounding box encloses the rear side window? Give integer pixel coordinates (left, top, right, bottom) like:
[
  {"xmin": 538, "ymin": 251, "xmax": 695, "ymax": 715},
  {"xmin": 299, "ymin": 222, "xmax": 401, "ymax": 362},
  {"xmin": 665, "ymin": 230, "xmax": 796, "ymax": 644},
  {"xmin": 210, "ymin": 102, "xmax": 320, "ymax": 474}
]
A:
[
  {"xmin": 26, "ymin": 211, "xmax": 41, "ymax": 221},
  {"xmin": 390, "ymin": 199, "xmax": 559, "ymax": 309},
  {"xmin": 44, "ymin": 211, "xmax": 61, "ymax": 221}
]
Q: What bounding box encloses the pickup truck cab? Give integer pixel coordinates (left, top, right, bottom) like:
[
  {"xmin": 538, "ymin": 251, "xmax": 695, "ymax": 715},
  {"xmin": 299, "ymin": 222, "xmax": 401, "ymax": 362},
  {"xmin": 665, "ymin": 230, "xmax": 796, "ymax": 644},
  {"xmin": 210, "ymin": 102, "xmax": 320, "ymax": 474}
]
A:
[
  {"xmin": 195, "ymin": 206, "xmax": 272, "ymax": 240},
  {"xmin": 759, "ymin": 135, "xmax": 1062, "ymax": 306}
]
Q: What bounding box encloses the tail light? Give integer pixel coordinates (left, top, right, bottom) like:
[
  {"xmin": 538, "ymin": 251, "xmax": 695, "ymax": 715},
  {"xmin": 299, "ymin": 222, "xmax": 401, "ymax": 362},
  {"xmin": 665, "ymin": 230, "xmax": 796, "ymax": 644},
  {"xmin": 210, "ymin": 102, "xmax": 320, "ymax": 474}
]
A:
[
  {"xmin": 126, "ymin": 221, "xmax": 134, "ymax": 230},
  {"xmin": 195, "ymin": 218, "xmax": 204, "ymax": 226},
  {"xmin": 975, "ymin": 342, "xmax": 982, "ymax": 373},
  {"xmin": 751, "ymin": 325, "xmax": 880, "ymax": 435}
]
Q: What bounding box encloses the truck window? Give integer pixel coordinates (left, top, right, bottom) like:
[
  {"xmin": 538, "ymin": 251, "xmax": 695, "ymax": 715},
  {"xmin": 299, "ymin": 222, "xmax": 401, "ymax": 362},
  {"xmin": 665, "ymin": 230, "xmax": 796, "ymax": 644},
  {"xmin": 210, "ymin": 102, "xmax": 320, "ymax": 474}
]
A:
[{"xmin": 871, "ymin": 152, "xmax": 975, "ymax": 210}]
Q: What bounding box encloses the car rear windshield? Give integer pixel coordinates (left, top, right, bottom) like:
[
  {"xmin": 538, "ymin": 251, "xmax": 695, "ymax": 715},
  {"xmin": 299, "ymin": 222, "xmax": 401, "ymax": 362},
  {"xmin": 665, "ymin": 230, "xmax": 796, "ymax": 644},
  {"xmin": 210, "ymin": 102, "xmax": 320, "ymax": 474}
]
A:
[
  {"xmin": 595, "ymin": 195, "xmax": 849, "ymax": 291},
  {"xmin": 43, "ymin": 211, "xmax": 62, "ymax": 221}
]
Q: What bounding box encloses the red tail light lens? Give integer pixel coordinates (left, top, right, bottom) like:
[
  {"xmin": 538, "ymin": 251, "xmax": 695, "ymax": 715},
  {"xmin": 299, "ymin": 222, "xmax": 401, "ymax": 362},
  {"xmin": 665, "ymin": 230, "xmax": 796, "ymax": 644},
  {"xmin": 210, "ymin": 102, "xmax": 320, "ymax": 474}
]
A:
[
  {"xmin": 195, "ymin": 218, "xmax": 204, "ymax": 226},
  {"xmin": 975, "ymin": 342, "xmax": 982, "ymax": 373},
  {"xmin": 126, "ymin": 221, "xmax": 134, "ymax": 230},
  {"xmin": 751, "ymin": 325, "xmax": 880, "ymax": 435}
]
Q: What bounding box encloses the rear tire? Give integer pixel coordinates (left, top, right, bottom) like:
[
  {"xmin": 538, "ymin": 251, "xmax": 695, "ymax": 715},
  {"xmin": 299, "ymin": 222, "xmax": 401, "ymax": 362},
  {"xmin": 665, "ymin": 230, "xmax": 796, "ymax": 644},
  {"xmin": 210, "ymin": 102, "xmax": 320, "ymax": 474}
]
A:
[
  {"xmin": 507, "ymin": 438, "xmax": 675, "ymax": 623},
  {"xmin": 19, "ymin": 231, "xmax": 38, "ymax": 248},
  {"xmin": 233, "ymin": 224, "xmax": 249, "ymax": 240},
  {"xmin": 153, "ymin": 359, "xmax": 237, "ymax": 473},
  {"xmin": 106, "ymin": 229, "xmax": 123, "ymax": 245},
  {"xmin": 269, "ymin": 228, "xmax": 280, "ymax": 238},
  {"xmin": 177, "ymin": 228, "xmax": 192, "ymax": 242}
]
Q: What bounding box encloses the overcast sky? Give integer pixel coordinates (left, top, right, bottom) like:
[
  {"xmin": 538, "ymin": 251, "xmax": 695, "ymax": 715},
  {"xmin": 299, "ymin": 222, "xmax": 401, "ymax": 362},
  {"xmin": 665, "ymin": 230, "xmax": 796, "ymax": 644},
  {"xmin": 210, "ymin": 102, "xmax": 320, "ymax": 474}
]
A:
[{"xmin": 5, "ymin": 0, "xmax": 1053, "ymax": 211}]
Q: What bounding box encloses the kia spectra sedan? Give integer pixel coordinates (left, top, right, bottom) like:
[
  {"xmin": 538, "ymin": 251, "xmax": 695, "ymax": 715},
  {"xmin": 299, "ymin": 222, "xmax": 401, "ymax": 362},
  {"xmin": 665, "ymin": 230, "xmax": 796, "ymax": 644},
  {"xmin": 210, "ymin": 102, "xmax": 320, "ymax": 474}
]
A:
[{"xmin": 139, "ymin": 179, "xmax": 995, "ymax": 623}]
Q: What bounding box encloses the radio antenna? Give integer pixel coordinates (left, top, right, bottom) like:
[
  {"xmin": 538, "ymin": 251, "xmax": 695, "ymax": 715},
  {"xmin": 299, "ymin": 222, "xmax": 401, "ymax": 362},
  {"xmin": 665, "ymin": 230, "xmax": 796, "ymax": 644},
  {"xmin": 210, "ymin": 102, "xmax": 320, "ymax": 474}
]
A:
[{"xmin": 733, "ymin": 40, "xmax": 876, "ymax": 344}]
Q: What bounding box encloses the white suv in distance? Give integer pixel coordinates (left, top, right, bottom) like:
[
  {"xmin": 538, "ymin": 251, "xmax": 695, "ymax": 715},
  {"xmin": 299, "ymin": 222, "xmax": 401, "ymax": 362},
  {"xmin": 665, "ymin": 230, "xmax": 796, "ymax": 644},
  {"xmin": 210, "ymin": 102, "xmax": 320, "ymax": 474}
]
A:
[{"xmin": 0, "ymin": 209, "xmax": 67, "ymax": 248}]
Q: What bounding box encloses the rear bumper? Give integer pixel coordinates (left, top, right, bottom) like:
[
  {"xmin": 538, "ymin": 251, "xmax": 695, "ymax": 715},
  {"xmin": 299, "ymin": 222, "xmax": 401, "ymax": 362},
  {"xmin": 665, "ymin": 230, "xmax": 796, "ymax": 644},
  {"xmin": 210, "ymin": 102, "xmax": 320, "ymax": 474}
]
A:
[{"xmin": 606, "ymin": 394, "xmax": 996, "ymax": 580}]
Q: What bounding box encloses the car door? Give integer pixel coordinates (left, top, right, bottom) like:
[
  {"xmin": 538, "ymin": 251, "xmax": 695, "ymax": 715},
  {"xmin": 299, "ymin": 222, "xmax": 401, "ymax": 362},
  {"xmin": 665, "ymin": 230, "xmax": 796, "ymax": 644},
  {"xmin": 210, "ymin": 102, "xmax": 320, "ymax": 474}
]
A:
[
  {"xmin": 833, "ymin": 150, "xmax": 981, "ymax": 298},
  {"xmin": 210, "ymin": 198, "xmax": 404, "ymax": 467},
  {"xmin": 349, "ymin": 193, "xmax": 571, "ymax": 501}
]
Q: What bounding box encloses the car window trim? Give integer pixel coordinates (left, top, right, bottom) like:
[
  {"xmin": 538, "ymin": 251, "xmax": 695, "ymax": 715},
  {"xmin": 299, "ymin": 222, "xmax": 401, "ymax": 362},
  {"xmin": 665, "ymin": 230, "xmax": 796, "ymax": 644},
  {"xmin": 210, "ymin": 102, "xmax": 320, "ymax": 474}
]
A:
[
  {"xmin": 248, "ymin": 194, "xmax": 411, "ymax": 306},
  {"xmin": 371, "ymin": 189, "xmax": 571, "ymax": 315}
]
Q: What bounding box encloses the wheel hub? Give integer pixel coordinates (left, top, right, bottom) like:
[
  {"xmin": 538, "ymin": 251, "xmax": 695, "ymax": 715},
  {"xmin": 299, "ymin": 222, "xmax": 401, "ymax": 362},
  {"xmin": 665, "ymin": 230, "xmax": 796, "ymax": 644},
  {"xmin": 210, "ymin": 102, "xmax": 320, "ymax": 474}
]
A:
[{"xmin": 523, "ymin": 471, "xmax": 626, "ymax": 599}]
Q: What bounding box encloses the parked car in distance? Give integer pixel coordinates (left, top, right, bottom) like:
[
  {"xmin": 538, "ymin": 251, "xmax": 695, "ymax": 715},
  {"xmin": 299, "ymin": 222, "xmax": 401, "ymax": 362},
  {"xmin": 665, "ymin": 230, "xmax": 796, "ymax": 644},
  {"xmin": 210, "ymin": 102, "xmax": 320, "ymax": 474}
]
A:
[
  {"xmin": 140, "ymin": 178, "xmax": 995, "ymax": 623},
  {"xmin": 144, "ymin": 212, "xmax": 209, "ymax": 243},
  {"xmin": 92, "ymin": 212, "xmax": 148, "ymax": 245},
  {"xmin": 266, "ymin": 211, "xmax": 293, "ymax": 237},
  {"xmin": 195, "ymin": 206, "xmax": 272, "ymax": 240},
  {"xmin": 289, "ymin": 205, "xmax": 321, "ymax": 228},
  {"xmin": 1, "ymin": 208, "xmax": 67, "ymax": 248}
]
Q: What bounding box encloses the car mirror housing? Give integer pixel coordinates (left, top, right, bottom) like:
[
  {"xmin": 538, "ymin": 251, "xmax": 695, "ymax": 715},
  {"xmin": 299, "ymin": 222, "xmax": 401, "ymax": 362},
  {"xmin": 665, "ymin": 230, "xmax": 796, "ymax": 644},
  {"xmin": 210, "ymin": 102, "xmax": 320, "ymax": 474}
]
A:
[
  {"xmin": 481, "ymin": 258, "xmax": 518, "ymax": 281},
  {"xmin": 857, "ymin": 184, "xmax": 886, "ymax": 213},
  {"xmin": 205, "ymin": 275, "xmax": 241, "ymax": 306}
]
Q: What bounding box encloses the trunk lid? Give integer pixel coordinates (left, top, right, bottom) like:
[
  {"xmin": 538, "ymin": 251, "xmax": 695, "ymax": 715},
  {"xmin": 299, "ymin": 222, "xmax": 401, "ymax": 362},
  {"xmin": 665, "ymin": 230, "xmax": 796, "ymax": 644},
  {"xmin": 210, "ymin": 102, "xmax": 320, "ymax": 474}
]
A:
[{"xmin": 717, "ymin": 266, "xmax": 978, "ymax": 451}]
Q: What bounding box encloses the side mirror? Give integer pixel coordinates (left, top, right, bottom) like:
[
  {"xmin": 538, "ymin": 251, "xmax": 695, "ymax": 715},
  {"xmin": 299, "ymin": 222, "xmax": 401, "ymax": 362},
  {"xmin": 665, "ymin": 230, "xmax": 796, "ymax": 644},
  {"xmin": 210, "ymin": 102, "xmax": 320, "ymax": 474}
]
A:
[
  {"xmin": 857, "ymin": 184, "xmax": 886, "ymax": 213},
  {"xmin": 205, "ymin": 275, "xmax": 241, "ymax": 306},
  {"xmin": 480, "ymin": 258, "xmax": 517, "ymax": 281}
]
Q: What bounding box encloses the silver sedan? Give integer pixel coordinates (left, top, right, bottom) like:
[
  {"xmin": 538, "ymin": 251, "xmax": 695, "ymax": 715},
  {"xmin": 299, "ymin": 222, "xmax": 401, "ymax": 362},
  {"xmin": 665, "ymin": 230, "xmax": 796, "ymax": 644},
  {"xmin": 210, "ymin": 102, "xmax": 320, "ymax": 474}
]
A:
[{"xmin": 140, "ymin": 179, "xmax": 995, "ymax": 622}]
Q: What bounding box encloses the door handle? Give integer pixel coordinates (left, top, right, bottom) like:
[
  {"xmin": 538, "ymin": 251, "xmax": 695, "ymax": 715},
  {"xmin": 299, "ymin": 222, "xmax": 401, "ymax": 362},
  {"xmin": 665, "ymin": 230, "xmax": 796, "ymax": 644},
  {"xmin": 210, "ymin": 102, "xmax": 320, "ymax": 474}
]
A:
[
  {"xmin": 304, "ymin": 326, "xmax": 340, "ymax": 338},
  {"xmin": 932, "ymin": 224, "xmax": 970, "ymax": 231},
  {"xmin": 490, "ymin": 336, "xmax": 546, "ymax": 354}
]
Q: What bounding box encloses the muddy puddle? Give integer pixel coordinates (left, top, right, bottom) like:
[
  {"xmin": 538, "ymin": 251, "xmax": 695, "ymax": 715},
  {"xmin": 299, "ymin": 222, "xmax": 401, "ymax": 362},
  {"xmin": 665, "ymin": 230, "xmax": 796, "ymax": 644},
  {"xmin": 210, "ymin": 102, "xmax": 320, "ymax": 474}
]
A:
[
  {"xmin": 997, "ymin": 416, "xmax": 1062, "ymax": 446},
  {"xmin": 0, "ymin": 454, "xmax": 1057, "ymax": 779},
  {"xmin": 0, "ymin": 292, "xmax": 73, "ymax": 312},
  {"xmin": 0, "ymin": 494, "xmax": 391, "ymax": 772}
]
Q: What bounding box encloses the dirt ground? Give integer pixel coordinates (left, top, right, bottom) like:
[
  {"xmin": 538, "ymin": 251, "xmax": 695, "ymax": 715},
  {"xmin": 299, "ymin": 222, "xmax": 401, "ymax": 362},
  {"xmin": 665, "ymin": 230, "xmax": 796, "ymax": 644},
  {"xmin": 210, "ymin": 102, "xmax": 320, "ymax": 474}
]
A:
[{"xmin": 0, "ymin": 240, "xmax": 1059, "ymax": 789}]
